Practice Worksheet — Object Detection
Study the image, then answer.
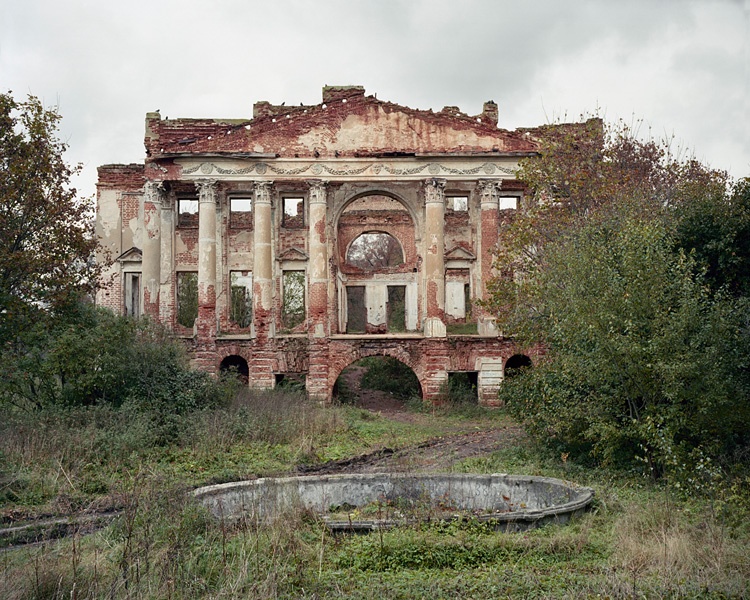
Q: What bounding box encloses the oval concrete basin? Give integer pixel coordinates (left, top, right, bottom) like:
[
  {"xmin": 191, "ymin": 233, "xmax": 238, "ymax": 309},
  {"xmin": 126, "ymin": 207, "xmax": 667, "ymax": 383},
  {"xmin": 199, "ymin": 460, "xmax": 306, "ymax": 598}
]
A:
[{"xmin": 194, "ymin": 473, "xmax": 594, "ymax": 532}]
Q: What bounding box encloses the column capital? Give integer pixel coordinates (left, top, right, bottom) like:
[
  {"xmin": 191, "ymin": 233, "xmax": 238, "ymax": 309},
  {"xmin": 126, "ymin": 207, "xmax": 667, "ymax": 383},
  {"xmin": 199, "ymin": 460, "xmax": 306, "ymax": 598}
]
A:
[
  {"xmin": 477, "ymin": 179, "xmax": 501, "ymax": 209},
  {"xmin": 254, "ymin": 180, "xmax": 274, "ymax": 205},
  {"xmin": 195, "ymin": 179, "xmax": 219, "ymax": 203},
  {"xmin": 144, "ymin": 181, "xmax": 166, "ymax": 206},
  {"xmin": 423, "ymin": 178, "xmax": 446, "ymax": 205},
  {"xmin": 307, "ymin": 180, "xmax": 328, "ymax": 205}
]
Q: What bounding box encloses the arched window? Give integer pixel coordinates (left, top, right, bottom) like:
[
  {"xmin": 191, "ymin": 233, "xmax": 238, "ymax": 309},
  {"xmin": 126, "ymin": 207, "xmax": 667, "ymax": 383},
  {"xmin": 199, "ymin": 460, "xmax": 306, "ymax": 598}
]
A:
[{"xmin": 346, "ymin": 232, "xmax": 404, "ymax": 271}]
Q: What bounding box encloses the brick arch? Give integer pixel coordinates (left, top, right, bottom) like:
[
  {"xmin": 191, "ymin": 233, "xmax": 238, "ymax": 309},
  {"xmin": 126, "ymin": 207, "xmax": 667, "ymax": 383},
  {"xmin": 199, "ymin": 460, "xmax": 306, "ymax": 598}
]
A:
[
  {"xmin": 329, "ymin": 345, "xmax": 425, "ymax": 401},
  {"xmin": 333, "ymin": 189, "xmax": 420, "ymax": 230},
  {"xmin": 336, "ymin": 192, "xmax": 419, "ymax": 274}
]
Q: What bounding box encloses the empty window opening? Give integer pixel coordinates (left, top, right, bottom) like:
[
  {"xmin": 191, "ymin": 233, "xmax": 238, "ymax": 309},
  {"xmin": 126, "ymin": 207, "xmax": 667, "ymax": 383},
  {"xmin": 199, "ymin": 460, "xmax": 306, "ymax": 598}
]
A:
[
  {"xmin": 447, "ymin": 195, "xmax": 469, "ymax": 212},
  {"xmin": 178, "ymin": 197, "xmax": 199, "ymax": 227},
  {"xmin": 229, "ymin": 197, "xmax": 253, "ymax": 228},
  {"xmin": 176, "ymin": 272, "xmax": 198, "ymax": 328},
  {"xmin": 387, "ymin": 285, "xmax": 406, "ymax": 332},
  {"xmin": 275, "ymin": 373, "xmax": 306, "ymax": 392},
  {"xmin": 283, "ymin": 197, "xmax": 305, "ymax": 228},
  {"xmin": 499, "ymin": 196, "xmax": 518, "ymax": 211},
  {"xmin": 464, "ymin": 283, "xmax": 472, "ymax": 320},
  {"xmin": 505, "ymin": 354, "xmax": 532, "ymax": 378},
  {"xmin": 220, "ymin": 355, "xmax": 249, "ymax": 384},
  {"xmin": 282, "ymin": 270, "xmax": 305, "ymax": 330},
  {"xmin": 446, "ymin": 372, "xmax": 479, "ymax": 403},
  {"xmin": 346, "ymin": 232, "xmax": 404, "ymax": 271},
  {"xmin": 230, "ymin": 271, "xmax": 253, "ymax": 328},
  {"xmin": 124, "ymin": 272, "xmax": 141, "ymax": 317},
  {"xmin": 346, "ymin": 286, "xmax": 366, "ymax": 333}
]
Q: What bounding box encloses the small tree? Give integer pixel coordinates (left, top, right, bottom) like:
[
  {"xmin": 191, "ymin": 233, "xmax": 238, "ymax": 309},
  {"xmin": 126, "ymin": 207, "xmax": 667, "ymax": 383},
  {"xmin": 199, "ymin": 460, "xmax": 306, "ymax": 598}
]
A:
[{"xmin": 0, "ymin": 92, "xmax": 102, "ymax": 342}]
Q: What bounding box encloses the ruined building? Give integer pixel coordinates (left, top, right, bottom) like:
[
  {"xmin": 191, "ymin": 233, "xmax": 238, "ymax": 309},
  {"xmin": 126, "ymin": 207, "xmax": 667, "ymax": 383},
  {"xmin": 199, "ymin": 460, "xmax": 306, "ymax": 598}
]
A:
[{"xmin": 96, "ymin": 85, "xmax": 541, "ymax": 403}]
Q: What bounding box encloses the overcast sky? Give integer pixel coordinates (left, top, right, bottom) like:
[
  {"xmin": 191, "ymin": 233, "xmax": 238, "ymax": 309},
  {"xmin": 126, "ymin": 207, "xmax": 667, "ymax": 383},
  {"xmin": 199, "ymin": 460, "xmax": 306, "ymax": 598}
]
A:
[{"xmin": 2, "ymin": 0, "xmax": 749, "ymax": 199}]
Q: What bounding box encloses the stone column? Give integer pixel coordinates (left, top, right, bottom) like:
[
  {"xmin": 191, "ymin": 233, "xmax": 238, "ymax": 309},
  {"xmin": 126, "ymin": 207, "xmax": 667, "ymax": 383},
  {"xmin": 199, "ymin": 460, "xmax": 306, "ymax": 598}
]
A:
[
  {"xmin": 252, "ymin": 181, "xmax": 274, "ymax": 337},
  {"xmin": 307, "ymin": 180, "xmax": 329, "ymax": 400},
  {"xmin": 477, "ymin": 179, "xmax": 500, "ymax": 337},
  {"xmin": 196, "ymin": 179, "xmax": 218, "ymax": 341},
  {"xmin": 423, "ymin": 178, "xmax": 446, "ymax": 337},
  {"xmin": 251, "ymin": 181, "xmax": 275, "ymax": 390},
  {"xmin": 159, "ymin": 191, "xmax": 174, "ymax": 327},
  {"xmin": 142, "ymin": 181, "xmax": 163, "ymax": 318},
  {"xmin": 307, "ymin": 180, "xmax": 328, "ymax": 338}
]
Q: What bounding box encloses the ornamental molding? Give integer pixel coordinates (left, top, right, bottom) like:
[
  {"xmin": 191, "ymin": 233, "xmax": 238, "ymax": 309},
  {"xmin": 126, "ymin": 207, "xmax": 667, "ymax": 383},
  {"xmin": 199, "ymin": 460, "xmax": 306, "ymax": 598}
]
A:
[
  {"xmin": 195, "ymin": 179, "xmax": 219, "ymax": 203},
  {"xmin": 179, "ymin": 158, "xmax": 517, "ymax": 180}
]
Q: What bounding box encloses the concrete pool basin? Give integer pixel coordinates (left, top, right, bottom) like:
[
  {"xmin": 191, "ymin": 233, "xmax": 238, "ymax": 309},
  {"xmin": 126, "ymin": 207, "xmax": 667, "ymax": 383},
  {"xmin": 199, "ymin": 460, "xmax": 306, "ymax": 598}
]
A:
[{"xmin": 194, "ymin": 473, "xmax": 594, "ymax": 532}]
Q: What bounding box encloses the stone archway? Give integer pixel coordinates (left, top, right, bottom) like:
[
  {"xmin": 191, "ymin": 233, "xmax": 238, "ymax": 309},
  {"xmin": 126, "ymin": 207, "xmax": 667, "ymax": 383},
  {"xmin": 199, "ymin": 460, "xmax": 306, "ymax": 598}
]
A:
[
  {"xmin": 504, "ymin": 354, "xmax": 532, "ymax": 378},
  {"xmin": 219, "ymin": 354, "xmax": 249, "ymax": 384},
  {"xmin": 332, "ymin": 354, "xmax": 423, "ymax": 406}
]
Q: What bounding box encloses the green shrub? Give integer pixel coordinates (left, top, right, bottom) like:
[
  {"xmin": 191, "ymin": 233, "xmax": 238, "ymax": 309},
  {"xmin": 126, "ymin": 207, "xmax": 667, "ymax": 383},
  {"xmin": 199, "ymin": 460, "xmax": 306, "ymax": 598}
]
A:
[{"xmin": 360, "ymin": 356, "xmax": 420, "ymax": 399}]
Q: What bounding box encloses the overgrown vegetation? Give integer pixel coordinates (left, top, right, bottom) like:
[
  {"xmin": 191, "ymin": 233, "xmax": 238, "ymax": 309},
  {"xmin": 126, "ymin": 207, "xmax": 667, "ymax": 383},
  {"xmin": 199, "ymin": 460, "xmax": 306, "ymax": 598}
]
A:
[
  {"xmin": 487, "ymin": 118, "xmax": 750, "ymax": 486},
  {"xmin": 2, "ymin": 414, "xmax": 748, "ymax": 598},
  {"xmin": 359, "ymin": 356, "xmax": 421, "ymax": 400}
]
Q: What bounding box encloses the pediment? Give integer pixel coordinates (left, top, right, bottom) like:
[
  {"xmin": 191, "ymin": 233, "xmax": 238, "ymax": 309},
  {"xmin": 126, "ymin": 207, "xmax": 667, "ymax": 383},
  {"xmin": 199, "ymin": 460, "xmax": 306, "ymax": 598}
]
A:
[
  {"xmin": 444, "ymin": 246, "xmax": 476, "ymax": 262},
  {"xmin": 116, "ymin": 247, "xmax": 142, "ymax": 263},
  {"xmin": 153, "ymin": 92, "xmax": 539, "ymax": 159},
  {"xmin": 276, "ymin": 247, "xmax": 308, "ymax": 262}
]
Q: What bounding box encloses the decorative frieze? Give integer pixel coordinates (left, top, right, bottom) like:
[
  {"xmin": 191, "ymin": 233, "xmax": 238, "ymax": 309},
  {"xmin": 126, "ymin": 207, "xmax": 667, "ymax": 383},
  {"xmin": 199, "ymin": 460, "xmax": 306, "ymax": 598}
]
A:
[{"xmin": 181, "ymin": 159, "xmax": 516, "ymax": 180}]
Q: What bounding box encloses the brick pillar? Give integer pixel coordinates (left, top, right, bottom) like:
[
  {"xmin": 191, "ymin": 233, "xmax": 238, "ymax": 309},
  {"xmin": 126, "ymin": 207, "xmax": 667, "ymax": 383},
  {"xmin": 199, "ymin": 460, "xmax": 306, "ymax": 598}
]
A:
[
  {"xmin": 307, "ymin": 180, "xmax": 329, "ymax": 399},
  {"xmin": 423, "ymin": 178, "xmax": 446, "ymax": 337},
  {"xmin": 142, "ymin": 181, "xmax": 163, "ymax": 318},
  {"xmin": 251, "ymin": 181, "xmax": 275, "ymax": 389},
  {"xmin": 477, "ymin": 179, "xmax": 500, "ymax": 337},
  {"xmin": 159, "ymin": 191, "xmax": 174, "ymax": 327},
  {"xmin": 196, "ymin": 179, "xmax": 218, "ymax": 341}
]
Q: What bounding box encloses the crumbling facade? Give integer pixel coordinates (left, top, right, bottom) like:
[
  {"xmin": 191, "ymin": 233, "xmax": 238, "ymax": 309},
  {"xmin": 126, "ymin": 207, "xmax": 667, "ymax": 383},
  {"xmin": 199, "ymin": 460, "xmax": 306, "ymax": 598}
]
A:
[{"xmin": 96, "ymin": 86, "xmax": 541, "ymax": 403}]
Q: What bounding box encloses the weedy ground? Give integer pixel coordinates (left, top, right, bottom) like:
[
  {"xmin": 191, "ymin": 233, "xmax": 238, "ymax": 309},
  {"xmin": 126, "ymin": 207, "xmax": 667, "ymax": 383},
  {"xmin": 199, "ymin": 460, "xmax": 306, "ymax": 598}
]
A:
[{"xmin": 1, "ymin": 387, "xmax": 748, "ymax": 599}]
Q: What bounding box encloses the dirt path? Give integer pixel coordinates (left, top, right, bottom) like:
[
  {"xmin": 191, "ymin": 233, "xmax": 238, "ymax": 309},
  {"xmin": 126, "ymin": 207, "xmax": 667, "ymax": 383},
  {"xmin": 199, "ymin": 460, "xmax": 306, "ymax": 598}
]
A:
[{"xmin": 315, "ymin": 365, "xmax": 525, "ymax": 474}]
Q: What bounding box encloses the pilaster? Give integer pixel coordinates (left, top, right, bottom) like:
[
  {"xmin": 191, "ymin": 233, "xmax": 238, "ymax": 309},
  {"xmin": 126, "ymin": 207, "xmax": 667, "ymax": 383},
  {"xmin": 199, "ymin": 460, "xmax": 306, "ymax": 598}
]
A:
[{"xmin": 142, "ymin": 181, "xmax": 163, "ymax": 318}]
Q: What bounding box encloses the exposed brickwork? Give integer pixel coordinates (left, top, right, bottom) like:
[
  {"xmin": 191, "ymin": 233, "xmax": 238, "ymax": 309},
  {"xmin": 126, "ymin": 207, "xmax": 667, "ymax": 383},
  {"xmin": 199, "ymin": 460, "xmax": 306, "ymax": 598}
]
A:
[{"xmin": 97, "ymin": 86, "xmax": 561, "ymax": 405}]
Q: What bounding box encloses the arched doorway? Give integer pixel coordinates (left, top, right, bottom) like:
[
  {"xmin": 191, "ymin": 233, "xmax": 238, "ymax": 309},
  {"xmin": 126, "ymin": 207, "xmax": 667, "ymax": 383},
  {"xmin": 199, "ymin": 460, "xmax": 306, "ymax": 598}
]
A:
[
  {"xmin": 333, "ymin": 355, "xmax": 422, "ymax": 408},
  {"xmin": 504, "ymin": 354, "xmax": 532, "ymax": 379},
  {"xmin": 220, "ymin": 354, "xmax": 249, "ymax": 384}
]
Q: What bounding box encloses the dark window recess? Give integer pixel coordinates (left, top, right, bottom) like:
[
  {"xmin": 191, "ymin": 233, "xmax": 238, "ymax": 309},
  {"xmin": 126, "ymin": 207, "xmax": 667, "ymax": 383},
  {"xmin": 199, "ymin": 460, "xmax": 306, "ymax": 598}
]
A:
[
  {"xmin": 178, "ymin": 198, "xmax": 199, "ymax": 227},
  {"xmin": 346, "ymin": 286, "xmax": 366, "ymax": 333},
  {"xmin": 220, "ymin": 355, "xmax": 249, "ymax": 384},
  {"xmin": 124, "ymin": 272, "xmax": 140, "ymax": 317},
  {"xmin": 283, "ymin": 197, "xmax": 305, "ymax": 228},
  {"xmin": 177, "ymin": 272, "xmax": 198, "ymax": 328},
  {"xmin": 464, "ymin": 283, "xmax": 472, "ymax": 320},
  {"xmin": 505, "ymin": 354, "xmax": 532, "ymax": 378},
  {"xmin": 447, "ymin": 371, "xmax": 479, "ymax": 403},
  {"xmin": 387, "ymin": 285, "xmax": 406, "ymax": 332}
]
